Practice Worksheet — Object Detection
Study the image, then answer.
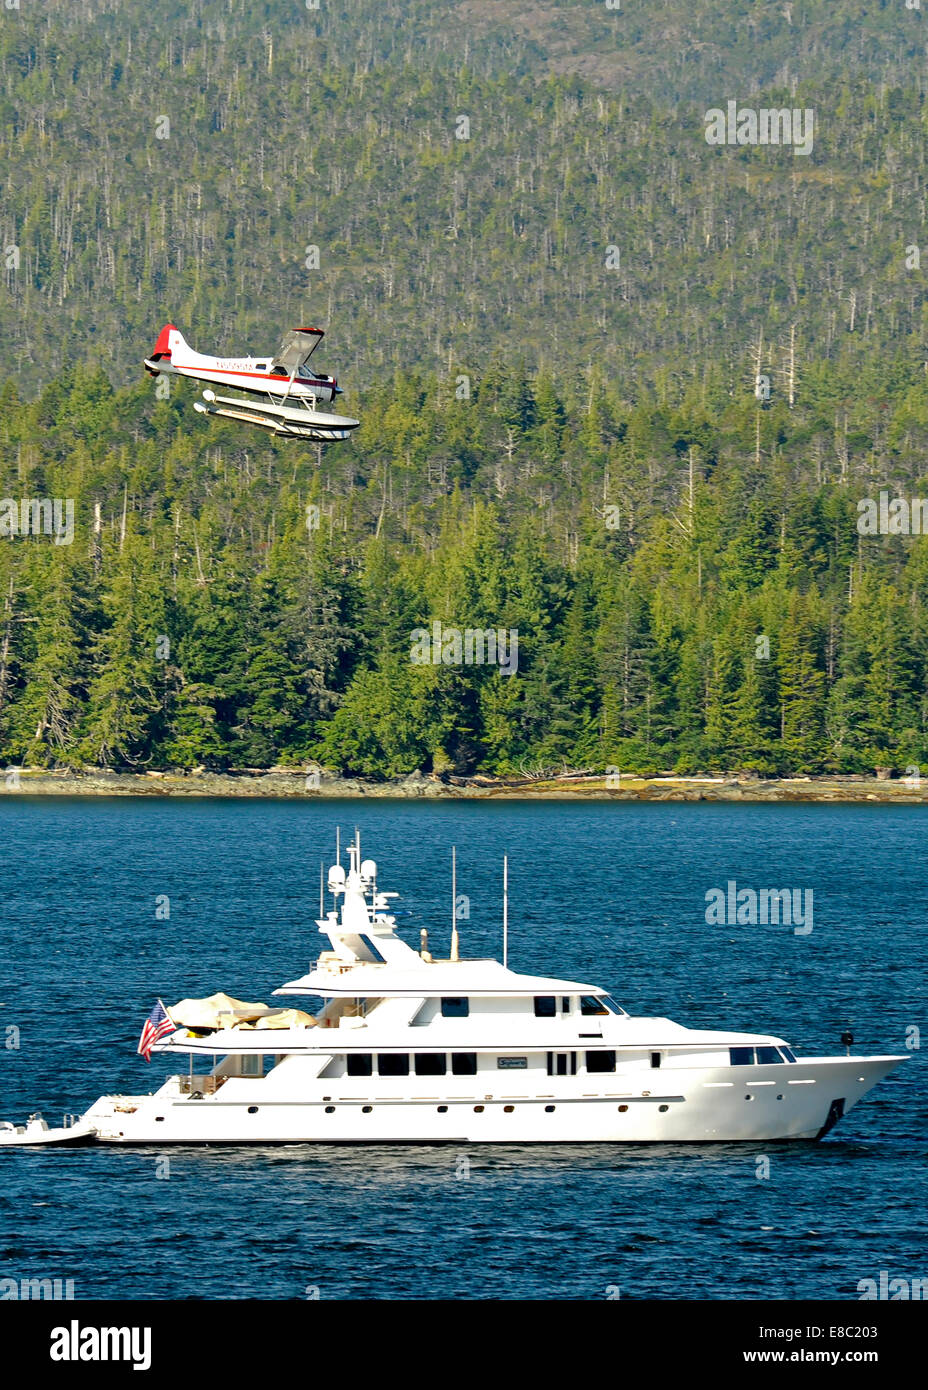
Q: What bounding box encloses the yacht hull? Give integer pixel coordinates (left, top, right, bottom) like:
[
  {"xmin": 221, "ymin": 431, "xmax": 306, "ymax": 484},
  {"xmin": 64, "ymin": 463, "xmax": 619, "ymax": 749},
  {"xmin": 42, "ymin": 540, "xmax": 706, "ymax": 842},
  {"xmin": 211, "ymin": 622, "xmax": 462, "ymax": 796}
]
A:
[
  {"xmin": 1, "ymin": 834, "xmax": 906, "ymax": 1154},
  {"xmin": 71, "ymin": 1056, "xmax": 900, "ymax": 1146}
]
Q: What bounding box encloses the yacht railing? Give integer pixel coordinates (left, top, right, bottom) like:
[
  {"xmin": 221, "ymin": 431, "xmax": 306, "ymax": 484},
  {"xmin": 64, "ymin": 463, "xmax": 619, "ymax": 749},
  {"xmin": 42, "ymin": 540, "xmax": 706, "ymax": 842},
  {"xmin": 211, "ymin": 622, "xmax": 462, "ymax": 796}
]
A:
[{"xmin": 177, "ymin": 1074, "xmax": 228, "ymax": 1096}]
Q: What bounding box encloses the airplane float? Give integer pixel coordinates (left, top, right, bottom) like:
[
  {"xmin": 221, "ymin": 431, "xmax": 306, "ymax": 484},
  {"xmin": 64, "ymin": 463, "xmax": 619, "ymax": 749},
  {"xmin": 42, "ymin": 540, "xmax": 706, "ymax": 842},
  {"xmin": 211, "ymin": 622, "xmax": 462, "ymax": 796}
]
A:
[{"xmin": 144, "ymin": 324, "xmax": 360, "ymax": 442}]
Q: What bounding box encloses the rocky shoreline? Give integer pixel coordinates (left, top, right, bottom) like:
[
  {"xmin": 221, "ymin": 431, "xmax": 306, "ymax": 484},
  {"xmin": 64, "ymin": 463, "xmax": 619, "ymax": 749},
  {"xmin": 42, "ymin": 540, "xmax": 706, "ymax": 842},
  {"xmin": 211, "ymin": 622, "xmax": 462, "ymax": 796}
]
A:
[{"xmin": 1, "ymin": 768, "xmax": 927, "ymax": 802}]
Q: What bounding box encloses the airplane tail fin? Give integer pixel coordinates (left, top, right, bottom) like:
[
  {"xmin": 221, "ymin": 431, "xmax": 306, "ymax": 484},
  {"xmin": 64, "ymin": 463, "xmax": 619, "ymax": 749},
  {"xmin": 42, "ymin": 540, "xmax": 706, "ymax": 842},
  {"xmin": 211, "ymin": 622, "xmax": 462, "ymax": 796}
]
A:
[{"xmin": 145, "ymin": 323, "xmax": 189, "ymax": 374}]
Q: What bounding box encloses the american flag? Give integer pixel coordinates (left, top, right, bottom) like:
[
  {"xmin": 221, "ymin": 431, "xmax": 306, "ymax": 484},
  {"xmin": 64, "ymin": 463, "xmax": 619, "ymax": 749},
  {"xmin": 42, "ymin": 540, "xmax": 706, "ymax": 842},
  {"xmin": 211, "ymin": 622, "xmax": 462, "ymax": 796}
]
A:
[{"xmin": 137, "ymin": 999, "xmax": 174, "ymax": 1060}]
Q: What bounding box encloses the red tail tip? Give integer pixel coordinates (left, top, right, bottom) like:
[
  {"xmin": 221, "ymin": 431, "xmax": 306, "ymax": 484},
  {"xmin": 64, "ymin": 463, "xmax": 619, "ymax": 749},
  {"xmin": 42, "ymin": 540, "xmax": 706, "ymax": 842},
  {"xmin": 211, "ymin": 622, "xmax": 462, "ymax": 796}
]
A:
[{"xmin": 151, "ymin": 323, "xmax": 177, "ymax": 358}]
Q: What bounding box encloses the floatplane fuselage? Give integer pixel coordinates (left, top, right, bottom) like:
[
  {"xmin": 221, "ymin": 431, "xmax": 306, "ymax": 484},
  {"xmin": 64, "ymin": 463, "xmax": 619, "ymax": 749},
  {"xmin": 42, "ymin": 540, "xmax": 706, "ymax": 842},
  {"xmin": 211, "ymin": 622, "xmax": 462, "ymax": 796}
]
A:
[{"xmin": 144, "ymin": 324, "xmax": 360, "ymax": 441}]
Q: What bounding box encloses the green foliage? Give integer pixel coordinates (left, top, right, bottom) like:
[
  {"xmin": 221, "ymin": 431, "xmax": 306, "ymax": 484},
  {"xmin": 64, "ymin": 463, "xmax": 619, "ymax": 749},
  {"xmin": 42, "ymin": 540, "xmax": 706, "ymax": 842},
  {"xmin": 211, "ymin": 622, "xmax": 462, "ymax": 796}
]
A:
[
  {"xmin": 2, "ymin": 4, "xmax": 928, "ymax": 406},
  {"xmin": 1, "ymin": 349, "xmax": 927, "ymax": 777},
  {"xmin": 2, "ymin": 3, "xmax": 928, "ymax": 778}
]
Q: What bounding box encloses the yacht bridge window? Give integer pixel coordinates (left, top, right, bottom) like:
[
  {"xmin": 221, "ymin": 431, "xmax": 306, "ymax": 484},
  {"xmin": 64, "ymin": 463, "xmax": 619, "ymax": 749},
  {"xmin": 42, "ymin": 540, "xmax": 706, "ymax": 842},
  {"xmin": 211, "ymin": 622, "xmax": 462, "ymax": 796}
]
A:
[
  {"xmin": 730, "ymin": 1046, "xmax": 793, "ymax": 1066},
  {"xmin": 580, "ymin": 996, "xmax": 609, "ymax": 1016},
  {"xmin": 601, "ymin": 995, "xmax": 627, "ymax": 1015}
]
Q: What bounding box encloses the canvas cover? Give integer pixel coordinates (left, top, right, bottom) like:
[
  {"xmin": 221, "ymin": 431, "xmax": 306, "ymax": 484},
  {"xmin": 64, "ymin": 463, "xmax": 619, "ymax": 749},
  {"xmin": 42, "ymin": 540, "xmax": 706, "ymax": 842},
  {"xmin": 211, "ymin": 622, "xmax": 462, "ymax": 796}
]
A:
[
  {"xmin": 170, "ymin": 992, "xmax": 272, "ymax": 1030},
  {"xmin": 254, "ymin": 1008, "xmax": 316, "ymax": 1030}
]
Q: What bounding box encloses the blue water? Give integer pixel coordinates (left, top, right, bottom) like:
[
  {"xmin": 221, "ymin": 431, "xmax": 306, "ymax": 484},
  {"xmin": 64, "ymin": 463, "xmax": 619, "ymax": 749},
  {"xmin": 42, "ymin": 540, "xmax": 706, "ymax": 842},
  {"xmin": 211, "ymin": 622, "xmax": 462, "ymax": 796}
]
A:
[{"xmin": 0, "ymin": 797, "xmax": 924, "ymax": 1300}]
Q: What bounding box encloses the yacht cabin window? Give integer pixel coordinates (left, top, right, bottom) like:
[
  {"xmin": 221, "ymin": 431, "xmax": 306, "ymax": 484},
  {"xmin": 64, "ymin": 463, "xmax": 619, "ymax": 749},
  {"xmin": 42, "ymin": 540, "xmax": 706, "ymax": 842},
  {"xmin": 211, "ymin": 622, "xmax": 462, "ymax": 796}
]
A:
[
  {"xmin": 377, "ymin": 1054, "xmax": 409, "ymax": 1076},
  {"xmin": 441, "ymin": 997, "xmax": 469, "ymax": 1018},
  {"xmin": 414, "ymin": 1053, "xmax": 446, "ymax": 1076},
  {"xmin": 585, "ymin": 1050, "xmax": 616, "ymax": 1073},
  {"xmin": 357, "ymin": 935, "xmax": 387, "ymax": 964},
  {"xmin": 534, "ymin": 996, "xmax": 557, "ymax": 1017},
  {"xmin": 348, "ymin": 1052, "xmax": 471, "ymax": 1075}
]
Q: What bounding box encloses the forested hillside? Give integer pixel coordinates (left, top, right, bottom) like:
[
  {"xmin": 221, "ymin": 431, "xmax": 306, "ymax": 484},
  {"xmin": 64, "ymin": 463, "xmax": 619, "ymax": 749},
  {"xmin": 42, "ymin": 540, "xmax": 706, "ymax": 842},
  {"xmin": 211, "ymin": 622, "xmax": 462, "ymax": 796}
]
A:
[
  {"xmin": 2, "ymin": 1, "xmax": 928, "ymax": 777},
  {"xmin": 3, "ymin": 353, "xmax": 928, "ymax": 777},
  {"xmin": 2, "ymin": 2, "xmax": 928, "ymax": 394}
]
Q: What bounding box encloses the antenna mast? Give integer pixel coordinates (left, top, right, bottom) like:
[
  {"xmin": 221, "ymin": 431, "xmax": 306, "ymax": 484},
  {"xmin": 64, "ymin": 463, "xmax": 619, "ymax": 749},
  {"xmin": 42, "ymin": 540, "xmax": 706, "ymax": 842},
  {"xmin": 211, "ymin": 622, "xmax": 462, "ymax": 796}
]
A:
[
  {"xmin": 503, "ymin": 854, "xmax": 508, "ymax": 968},
  {"xmin": 450, "ymin": 846, "xmax": 460, "ymax": 962}
]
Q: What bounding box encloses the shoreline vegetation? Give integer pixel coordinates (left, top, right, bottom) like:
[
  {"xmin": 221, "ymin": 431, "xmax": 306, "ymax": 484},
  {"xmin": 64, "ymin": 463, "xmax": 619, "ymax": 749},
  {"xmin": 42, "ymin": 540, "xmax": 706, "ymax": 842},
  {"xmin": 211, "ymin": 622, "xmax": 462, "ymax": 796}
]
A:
[{"xmin": 2, "ymin": 769, "xmax": 927, "ymax": 803}]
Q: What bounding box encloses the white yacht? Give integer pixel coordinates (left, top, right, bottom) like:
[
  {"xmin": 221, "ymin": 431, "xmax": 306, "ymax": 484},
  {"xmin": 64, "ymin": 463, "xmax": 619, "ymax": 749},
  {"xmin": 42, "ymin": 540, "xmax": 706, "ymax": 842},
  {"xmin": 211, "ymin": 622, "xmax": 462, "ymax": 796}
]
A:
[{"xmin": 0, "ymin": 834, "xmax": 906, "ymax": 1146}]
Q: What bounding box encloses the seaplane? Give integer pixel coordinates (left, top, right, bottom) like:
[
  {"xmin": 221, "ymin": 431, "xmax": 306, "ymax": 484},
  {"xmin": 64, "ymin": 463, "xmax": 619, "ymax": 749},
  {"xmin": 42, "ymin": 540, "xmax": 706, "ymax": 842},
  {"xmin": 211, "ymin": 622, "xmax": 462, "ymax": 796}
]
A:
[{"xmin": 143, "ymin": 323, "xmax": 360, "ymax": 442}]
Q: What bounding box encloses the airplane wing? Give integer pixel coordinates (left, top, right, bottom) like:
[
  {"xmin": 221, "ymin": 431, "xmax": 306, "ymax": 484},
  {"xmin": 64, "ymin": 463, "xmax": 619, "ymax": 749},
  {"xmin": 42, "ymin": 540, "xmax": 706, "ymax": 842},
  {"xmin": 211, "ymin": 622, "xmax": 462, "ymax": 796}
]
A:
[{"xmin": 274, "ymin": 327, "xmax": 325, "ymax": 374}]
